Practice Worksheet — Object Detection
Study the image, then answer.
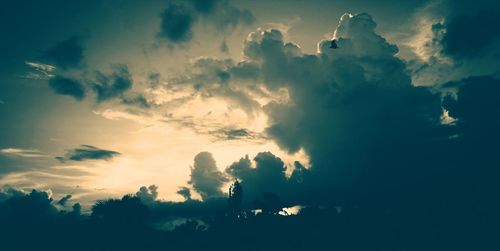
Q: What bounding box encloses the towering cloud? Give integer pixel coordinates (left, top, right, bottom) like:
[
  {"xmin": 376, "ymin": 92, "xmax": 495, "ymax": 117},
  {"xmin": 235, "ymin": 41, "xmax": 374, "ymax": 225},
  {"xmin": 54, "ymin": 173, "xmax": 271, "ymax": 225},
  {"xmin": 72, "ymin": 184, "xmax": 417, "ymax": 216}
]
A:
[
  {"xmin": 171, "ymin": 13, "xmax": 458, "ymax": 205},
  {"xmin": 188, "ymin": 152, "xmax": 227, "ymax": 200}
]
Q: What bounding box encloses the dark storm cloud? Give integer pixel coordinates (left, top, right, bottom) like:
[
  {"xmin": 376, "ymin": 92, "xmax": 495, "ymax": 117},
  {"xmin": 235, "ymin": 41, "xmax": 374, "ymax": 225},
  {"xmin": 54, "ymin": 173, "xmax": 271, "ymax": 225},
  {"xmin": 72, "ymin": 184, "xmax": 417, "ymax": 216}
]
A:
[
  {"xmin": 408, "ymin": 0, "xmax": 500, "ymax": 85},
  {"xmin": 247, "ymin": 15, "xmax": 451, "ymax": 204},
  {"xmin": 1, "ymin": 8, "xmax": 499, "ymax": 250},
  {"xmin": 438, "ymin": 11, "xmax": 500, "ymax": 60},
  {"xmin": 56, "ymin": 145, "xmax": 120, "ymax": 162},
  {"xmin": 48, "ymin": 76, "xmax": 86, "ymax": 100},
  {"xmin": 93, "ymin": 65, "xmax": 133, "ymax": 102},
  {"xmin": 167, "ymin": 13, "xmax": 460, "ymax": 205},
  {"xmin": 443, "ymin": 75, "xmax": 500, "ymax": 134},
  {"xmin": 188, "ymin": 152, "xmax": 227, "ymax": 200},
  {"xmin": 158, "ymin": 0, "xmax": 254, "ymax": 44},
  {"xmin": 173, "ymin": 13, "xmax": 460, "ymax": 206},
  {"xmin": 41, "ymin": 36, "xmax": 85, "ymax": 69}
]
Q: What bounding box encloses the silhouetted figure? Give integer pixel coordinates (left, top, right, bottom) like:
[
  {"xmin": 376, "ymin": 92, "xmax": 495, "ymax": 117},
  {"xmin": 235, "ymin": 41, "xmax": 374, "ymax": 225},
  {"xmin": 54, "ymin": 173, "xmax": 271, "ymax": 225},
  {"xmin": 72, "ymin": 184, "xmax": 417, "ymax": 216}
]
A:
[
  {"xmin": 330, "ymin": 39, "xmax": 338, "ymax": 49},
  {"xmin": 227, "ymin": 180, "xmax": 243, "ymax": 218}
]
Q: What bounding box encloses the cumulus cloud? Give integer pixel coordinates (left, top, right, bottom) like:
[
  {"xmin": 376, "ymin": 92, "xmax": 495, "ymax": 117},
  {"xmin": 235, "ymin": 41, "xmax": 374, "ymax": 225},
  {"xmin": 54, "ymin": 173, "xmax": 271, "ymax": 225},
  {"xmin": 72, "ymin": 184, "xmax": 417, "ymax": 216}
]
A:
[
  {"xmin": 225, "ymin": 152, "xmax": 290, "ymax": 202},
  {"xmin": 1, "ymin": 8, "xmax": 498, "ymax": 250},
  {"xmin": 136, "ymin": 185, "xmax": 159, "ymax": 204},
  {"xmin": 157, "ymin": 0, "xmax": 254, "ymax": 44},
  {"xmin": 169, "ymin": 13, "xmax": 461, "ymax": 206},
  {"xmin": 188, "ymin": 152, "xmax": 227, "ymax": 200},
  {"xmin": 56, "ymin": 145, "xmax": 120, "ymax": 162}
]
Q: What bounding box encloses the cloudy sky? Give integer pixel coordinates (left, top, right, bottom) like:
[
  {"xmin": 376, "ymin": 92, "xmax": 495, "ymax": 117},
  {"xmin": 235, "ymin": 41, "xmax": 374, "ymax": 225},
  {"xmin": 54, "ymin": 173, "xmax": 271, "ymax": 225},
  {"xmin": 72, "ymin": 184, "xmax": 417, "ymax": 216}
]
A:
[{"xmin": 1, "ymin": 0, "xmax": 499, "ymax": 210}]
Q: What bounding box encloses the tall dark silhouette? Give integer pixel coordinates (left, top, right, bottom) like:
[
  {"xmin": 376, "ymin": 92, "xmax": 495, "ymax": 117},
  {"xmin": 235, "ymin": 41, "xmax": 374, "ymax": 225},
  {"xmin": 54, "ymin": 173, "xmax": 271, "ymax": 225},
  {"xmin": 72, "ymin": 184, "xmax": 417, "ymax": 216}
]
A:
[{"xmin": 227, "ymin": 180, "xmax": 243, "ymax": 218}]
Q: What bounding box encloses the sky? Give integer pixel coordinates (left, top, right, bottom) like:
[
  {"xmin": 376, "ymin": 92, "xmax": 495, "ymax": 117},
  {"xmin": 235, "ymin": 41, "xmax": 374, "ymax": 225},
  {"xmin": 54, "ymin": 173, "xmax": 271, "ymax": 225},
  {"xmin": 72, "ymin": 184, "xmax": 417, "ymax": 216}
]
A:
[{"xmin": 1, "ymin": 0, "xmax": 500, "ymax": 210}]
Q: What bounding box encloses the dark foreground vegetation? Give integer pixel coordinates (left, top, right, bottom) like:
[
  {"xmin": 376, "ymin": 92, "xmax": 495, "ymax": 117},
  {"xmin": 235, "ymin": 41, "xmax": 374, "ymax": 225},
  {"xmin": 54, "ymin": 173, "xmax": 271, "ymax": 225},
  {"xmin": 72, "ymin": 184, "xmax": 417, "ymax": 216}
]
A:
[{"xmin": 0, "ymin": 182, "xmax": 497, "ymax": 251}]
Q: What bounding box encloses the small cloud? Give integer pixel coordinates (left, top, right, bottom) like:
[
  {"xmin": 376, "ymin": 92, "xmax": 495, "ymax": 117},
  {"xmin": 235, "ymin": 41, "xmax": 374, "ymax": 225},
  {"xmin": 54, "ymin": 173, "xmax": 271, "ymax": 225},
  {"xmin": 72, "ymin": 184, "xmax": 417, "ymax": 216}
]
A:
[
  {"xmin": 121, "ymin": 94, "xmax": 152, "ymax": 109},
  {"xmin": 56, "ymin": 145, "xmax": 121, "ymax": 162},
  {"xmin": 0, "ymin": 148, "xmax": 48, "ymax": 158},
  {"xmin": 57, "ymin": 194, "xmax": 72, "ymax": 206},
  {"xmin": 93, "ymin": 65, "xmax": 133, "ymax": 103},
  {"xmin": 135, "ymin": 185, "xmax": 158, "ymax": 204},
  {"xmin": 48, "ymin": 76, "xmax": 86, "ymax": 100},
  {"xmin": 177, "ymin": 186, "xmax": 192, "ymax": 201},
  {"xmin": 158, "ymin": 2, "xmax": 197, "ymax": 43},
  {"xmin": 210, "ymin": 128, "xmax": 264, "ymax": 141},
  {"xmin": 24, "ymin": 61, "xmax": 56, "ymax": 79},
  {"xmin": 25, "ymin": 61, "xmax": 56, "ymax": 72}
]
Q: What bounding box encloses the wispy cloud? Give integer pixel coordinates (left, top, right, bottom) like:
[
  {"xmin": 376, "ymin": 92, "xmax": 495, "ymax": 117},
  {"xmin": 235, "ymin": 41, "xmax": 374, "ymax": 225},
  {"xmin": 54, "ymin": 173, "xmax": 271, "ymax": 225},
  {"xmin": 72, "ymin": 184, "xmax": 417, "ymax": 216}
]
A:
[
  {"xmin": 23, "ymin": 61, "xmax": 56, "ymax": 79},
  {"xmin": 56, "ymin": 145, "xmax": 121, "ymax": 162},
  {"xmin": 25, "ymin": 61, "xmax": 56, "ymax": 72},
  {"xmin": 0, "ymin": 148, "xmax": 49, "ymax": 158}
]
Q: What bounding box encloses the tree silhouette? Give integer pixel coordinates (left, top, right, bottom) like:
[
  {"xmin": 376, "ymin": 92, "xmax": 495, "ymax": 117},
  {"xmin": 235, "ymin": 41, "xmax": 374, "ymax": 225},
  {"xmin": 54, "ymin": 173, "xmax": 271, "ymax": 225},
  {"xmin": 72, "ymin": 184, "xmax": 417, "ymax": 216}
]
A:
[
  {"xmin": 260, "ymin": 192, "xmax": 283, "ymax": 215},
  {"xmin": 227, "ymin": 180, "xmax": 243, "ymax": 218}
]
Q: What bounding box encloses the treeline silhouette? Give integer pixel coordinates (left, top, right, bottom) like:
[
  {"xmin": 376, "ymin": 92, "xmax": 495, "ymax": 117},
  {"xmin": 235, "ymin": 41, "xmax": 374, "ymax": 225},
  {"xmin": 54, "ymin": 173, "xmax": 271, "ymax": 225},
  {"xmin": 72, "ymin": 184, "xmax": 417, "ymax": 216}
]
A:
[{"xmin": 0, "ymin": 179, "xmax": 496, "ymax": 251}]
